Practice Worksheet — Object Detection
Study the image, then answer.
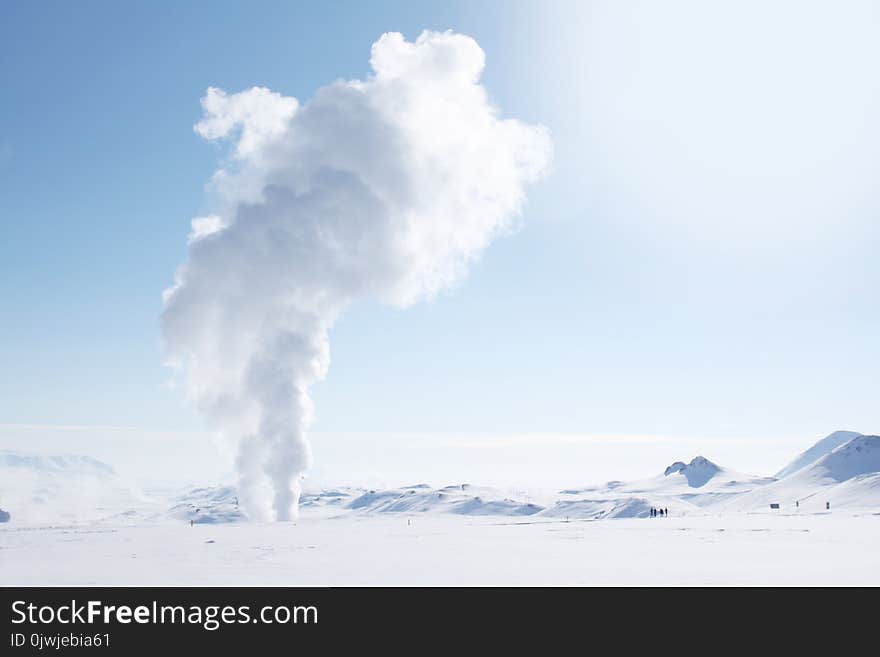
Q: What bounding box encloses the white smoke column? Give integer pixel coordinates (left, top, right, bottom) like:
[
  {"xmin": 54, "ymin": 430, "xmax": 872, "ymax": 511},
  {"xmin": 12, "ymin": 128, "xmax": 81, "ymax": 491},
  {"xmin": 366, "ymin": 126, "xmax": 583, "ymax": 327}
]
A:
[{"xmin": 162, "ymin": 30, "xmax": 552, "ymax": 521}]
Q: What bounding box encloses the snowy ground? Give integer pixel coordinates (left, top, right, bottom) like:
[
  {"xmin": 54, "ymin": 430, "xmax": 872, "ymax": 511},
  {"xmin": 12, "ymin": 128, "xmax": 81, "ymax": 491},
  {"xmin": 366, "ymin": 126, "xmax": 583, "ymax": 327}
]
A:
[{"xmin": 2, "ymin": 511, "xmax": 878, "ymax": 586}]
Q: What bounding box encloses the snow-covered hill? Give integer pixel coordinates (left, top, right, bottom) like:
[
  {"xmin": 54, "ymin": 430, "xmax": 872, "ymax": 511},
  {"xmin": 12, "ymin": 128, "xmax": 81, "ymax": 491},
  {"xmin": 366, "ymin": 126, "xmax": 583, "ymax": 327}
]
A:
[
  {"xmin": 347, "ymin": 484, "xmax": 543, "ymax": 516},
  {"xmin": 300, "ymin": 487, "xmax": 364, "ymax": 510},
  {"xmin": 774, "ymin": 430, "xmax": 863, "ymax": 479},
  {"xmin": 541, "ymin": 496, "xmax": 698, "ymax": 519},
  {"xmin": 809, "ymin": 434, "xmax": 880, "ymax": 482},
  {"xmin": 0, "ymin": 450, "xmax": 154, "ymax": 525},
  {"xmin": 3, "ymin": 430, "xmax": 877, "ymax": 525},
  {"xmin": 550, "ymin": 456, "xmax": 774, "ymax": 516},
  {"xmin": 168, "ymin": 485, "xmax": 246, "ymax": 524},
  {"xmin": 0, "ymin": 452, "xmax": 115, "ymax": 476},
  {"xmin": 722, "ymin": 434, "xmax": 880, "ymax": 513}
]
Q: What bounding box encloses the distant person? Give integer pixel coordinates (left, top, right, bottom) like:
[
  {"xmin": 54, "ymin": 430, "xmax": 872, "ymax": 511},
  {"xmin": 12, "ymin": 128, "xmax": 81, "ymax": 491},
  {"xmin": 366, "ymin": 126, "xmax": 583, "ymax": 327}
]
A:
[{"xmin": 664, "ymin": 508, "xmax": 668, "ymax": 517}]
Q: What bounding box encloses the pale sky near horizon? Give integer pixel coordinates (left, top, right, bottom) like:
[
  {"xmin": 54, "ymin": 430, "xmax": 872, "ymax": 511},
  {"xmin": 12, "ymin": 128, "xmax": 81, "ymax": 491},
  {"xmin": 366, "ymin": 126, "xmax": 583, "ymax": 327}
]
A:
[
  {"xmin": 1, "ymin": 1, "xmax": 878, "ymax": 486},
  {"xmin": 0, "ymin": 423, "xmax": 827, "ymax": 491}
]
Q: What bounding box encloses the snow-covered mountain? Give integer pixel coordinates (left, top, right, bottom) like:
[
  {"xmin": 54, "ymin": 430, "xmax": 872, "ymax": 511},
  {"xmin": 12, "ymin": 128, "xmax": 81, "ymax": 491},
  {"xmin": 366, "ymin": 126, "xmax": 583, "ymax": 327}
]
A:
[
  {"xmin": 540, "ymin": 455, "xmax": 773, "ymax": 518},
  {"xmin": 802, "ymin": 434, "xmax": 880, "ymax": 483},
  {"xmin": 527, "ymin": 435, "xmax": 879, "ymax": 519},
  {"xmin": 722, "ymin": 434, "xmax": 880, "ymax": 513},
  {"xmin": 347, "ymin": 484, "xmax": 543, "ymax": 516},
  {"xmin": 774, "ymin": 430, "xmax": 863, "ymax": 479},
  {"xmin": 0, "ymin": 450, "xmax": 153, "ymax": 525},
  {"xmin": 0, "ymin": 452, "xmax": 115, "ymax": 476},
  {"xmin": 3, "ymin": 430, "xmax": 877, "ymax": 525},
  {"xmin": 654, "ymin": 455, "xmax": 773, "ymax": 494}
]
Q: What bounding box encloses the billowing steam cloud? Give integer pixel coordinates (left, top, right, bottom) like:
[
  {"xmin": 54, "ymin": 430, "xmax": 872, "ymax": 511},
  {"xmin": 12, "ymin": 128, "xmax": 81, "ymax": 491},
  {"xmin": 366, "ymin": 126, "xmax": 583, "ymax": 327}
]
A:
[{"xmin": 162, "ymin": 30, "xmax": 552, "ymax": 521}]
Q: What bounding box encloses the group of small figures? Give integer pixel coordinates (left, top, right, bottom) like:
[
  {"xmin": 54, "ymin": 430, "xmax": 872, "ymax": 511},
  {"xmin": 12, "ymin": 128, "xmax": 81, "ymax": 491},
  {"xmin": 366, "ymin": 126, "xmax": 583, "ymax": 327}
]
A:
[{"xmin": 649, "ymin": 507, "xmax": 668, "ymax": 517}]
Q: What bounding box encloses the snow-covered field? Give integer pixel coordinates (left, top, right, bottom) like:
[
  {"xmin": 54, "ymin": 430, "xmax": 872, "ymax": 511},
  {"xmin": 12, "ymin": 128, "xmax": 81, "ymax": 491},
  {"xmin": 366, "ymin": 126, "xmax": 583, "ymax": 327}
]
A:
[
  {"xmin": 2, "ymin": 513, "xmax": 878, "ymax": 586},
  {"xmin": 1, "ymin": 431, "xmax": 879, "ymax": 585}
]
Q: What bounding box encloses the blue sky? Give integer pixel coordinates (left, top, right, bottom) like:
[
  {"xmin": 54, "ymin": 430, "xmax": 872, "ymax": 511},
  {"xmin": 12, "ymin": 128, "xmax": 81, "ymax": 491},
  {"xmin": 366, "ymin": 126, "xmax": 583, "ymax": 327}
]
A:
[{"xmin": 1, "ymin": 1, "xmax": 878, "ymax": 482}]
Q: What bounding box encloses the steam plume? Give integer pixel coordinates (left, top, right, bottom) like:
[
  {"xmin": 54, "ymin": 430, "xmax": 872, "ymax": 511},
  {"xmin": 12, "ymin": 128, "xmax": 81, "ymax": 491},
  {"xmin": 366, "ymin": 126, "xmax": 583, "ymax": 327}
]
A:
[{"xmin": 162, "ymin": 30, "xmax": 552, "ymax": 520}]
